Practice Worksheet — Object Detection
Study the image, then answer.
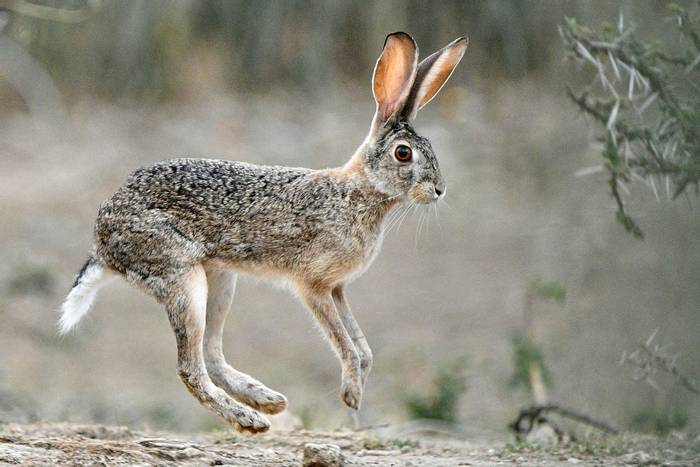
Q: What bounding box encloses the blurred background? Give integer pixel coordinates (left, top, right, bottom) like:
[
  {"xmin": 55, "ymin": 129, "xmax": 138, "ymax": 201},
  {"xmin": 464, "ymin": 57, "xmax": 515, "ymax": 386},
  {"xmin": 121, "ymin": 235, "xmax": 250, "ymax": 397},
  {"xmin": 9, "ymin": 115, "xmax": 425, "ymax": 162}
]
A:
[{"xmin": 1, "ymin": 0, "xmax": 698, "ymax": 438}]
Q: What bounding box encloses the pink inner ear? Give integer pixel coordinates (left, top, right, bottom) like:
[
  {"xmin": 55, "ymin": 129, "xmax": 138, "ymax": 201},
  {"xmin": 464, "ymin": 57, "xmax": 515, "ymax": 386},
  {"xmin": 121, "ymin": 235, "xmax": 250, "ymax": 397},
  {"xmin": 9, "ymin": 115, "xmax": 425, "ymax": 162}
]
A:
[
  {"xmin": 415, "ymin": 43, "xmax": 466, "ymax": 111},
  {"xmin": 373, "ymin": 34, "xmax": 417, "ymax": 121},
  {"xmin": 380, "ymin": 98, "xmax": 401, "ymax": 121}
]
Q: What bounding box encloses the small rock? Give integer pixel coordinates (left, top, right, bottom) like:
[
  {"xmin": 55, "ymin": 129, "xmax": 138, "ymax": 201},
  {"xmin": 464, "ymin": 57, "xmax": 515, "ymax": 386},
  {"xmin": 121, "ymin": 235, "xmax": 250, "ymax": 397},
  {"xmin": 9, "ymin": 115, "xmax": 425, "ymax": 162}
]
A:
[
  {"xmin": 303, "ymin": 443, "xmax": 344, "ymax": 467},
  {"xmin": 526, "ymin": 423, "xmax": 559, "ymax": 447},
  {"xmin": 567, "ymin": 458, "xmax": 581, "ymax": 464}
]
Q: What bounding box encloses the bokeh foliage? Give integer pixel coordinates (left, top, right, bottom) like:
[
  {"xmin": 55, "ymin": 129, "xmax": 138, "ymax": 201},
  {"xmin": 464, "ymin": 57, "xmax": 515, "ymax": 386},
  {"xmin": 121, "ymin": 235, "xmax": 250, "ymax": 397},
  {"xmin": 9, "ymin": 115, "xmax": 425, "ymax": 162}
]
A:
[
  {"xmin": 510, "ymin": 335, "xmax": 552, "ymax": 391},
  {"xmin": 2, "ymin": 0, "xmax": 581, "ymax": 100},
  {"xmin": 403, "ymin": 358, "xmax": 467, "ymax": 424}
]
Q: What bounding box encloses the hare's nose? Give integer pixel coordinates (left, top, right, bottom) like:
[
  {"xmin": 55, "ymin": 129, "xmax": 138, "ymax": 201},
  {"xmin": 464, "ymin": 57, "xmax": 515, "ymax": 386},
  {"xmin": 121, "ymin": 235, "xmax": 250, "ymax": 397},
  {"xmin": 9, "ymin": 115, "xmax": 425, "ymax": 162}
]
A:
[{"xmin": 434, "ymin": 183, "xmax": 446, "ymax": 197}]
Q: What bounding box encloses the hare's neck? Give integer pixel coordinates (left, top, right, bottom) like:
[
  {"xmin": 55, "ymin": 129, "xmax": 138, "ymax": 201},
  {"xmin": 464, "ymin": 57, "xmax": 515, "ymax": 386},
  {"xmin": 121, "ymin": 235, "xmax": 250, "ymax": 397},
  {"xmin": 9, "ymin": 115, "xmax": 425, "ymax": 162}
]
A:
[
  {"xmin": 337, "ymin": 151, "xmax": 405, "ymax": 228},
  {"xmin": 340, "ymin": 151, "xmax": 366, "ymax": 179}
]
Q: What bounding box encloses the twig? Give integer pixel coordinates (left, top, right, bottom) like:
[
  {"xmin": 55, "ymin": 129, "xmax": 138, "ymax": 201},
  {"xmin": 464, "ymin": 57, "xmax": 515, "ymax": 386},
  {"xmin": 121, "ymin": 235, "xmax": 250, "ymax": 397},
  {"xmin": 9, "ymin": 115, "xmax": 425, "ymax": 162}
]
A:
[
  {"xmin": 510, "ymin": 404, "xmax": 619, "ymax": 438},
  {"xmin": 620, "ymin": 330, "xmax": 700, "ymax": 396}
]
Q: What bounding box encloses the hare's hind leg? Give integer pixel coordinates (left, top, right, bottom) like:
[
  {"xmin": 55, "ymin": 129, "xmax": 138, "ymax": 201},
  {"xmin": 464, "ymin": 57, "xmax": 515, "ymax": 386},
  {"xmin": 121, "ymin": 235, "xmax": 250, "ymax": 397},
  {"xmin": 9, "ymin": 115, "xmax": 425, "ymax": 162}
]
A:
[
  {"xmin": 167, "ymin": 265, "xmax": 270, "ymax": 433},
  {"xmin": 203, "ymin": 269, "xmax": 287, "ymax": 415}
]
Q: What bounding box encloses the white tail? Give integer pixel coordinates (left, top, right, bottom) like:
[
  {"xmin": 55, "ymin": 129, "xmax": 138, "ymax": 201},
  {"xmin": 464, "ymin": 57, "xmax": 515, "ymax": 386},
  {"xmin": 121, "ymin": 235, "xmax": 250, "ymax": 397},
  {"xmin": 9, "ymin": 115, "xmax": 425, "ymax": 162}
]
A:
[{"xmin": 58, "ymin": 259, "xmax": 109, "ymax": 334}]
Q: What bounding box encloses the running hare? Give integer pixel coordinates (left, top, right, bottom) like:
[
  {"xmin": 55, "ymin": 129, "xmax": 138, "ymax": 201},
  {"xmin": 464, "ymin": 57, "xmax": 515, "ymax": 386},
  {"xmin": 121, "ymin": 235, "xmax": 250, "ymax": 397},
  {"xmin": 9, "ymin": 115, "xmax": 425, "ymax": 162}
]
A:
[{"xmin": 59, "ymin": 32, "xmax": 467, "ymax": 433}]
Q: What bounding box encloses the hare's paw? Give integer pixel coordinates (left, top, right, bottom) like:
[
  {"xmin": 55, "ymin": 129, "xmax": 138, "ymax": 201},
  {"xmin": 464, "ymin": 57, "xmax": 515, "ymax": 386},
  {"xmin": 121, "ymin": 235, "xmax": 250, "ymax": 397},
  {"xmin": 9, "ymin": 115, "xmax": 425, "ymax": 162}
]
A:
[
  {"xmin": 340, "ymin": 376, "xmax": 363, "ymax": 410},
  {"xmin": 227, "ymin": 404, "xmax": 271, "ymax": 434},
  {"xmin": 242, "ymin": 385, "xmax": 288, "ymax": 415},
  {"xmin": 207, "ymin": 362, "xmax": 288, "ymax": 415}
]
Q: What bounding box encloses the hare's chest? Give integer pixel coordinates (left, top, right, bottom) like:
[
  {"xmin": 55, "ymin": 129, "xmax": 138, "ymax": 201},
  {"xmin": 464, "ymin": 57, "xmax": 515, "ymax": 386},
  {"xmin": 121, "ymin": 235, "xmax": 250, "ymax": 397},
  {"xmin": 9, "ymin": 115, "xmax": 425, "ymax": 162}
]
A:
[
  {"xmin": 298, "ymin": 190, "xmax": 393, "ymax": 283},
  {"xmin": 342, "ymin": 223, "xmax": 386, "ymax": 280},
  {"xmin": 300, "ymin": 222, "xmax": 384, "ymax": 285}
]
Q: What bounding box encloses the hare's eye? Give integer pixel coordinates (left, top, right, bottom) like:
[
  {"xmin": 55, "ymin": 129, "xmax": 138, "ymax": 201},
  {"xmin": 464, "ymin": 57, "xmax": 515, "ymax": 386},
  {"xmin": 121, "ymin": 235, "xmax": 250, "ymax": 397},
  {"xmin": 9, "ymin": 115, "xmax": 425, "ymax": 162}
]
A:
[{"xmin": 394, "ymin": 145, "xmax": 412, "ymax": 162}]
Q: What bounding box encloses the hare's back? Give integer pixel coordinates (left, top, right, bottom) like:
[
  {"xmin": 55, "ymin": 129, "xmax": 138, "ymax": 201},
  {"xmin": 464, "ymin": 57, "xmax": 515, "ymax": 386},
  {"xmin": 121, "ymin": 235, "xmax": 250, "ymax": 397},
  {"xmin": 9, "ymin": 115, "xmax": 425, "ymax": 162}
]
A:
[
  {"xmin": 112, "ymin": 158, "xmax": 308, "ymax": 211},
  {"xmin": 95, "ymin": 158, "xmax": 311, "ymax": 245}
]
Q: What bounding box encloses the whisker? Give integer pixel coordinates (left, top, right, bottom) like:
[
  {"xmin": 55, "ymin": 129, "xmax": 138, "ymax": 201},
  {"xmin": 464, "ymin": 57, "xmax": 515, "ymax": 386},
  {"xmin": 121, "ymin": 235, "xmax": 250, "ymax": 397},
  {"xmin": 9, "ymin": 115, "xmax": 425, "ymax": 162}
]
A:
[
  {"xmin": 395, "ymin": 202, "xmax": 413, "ymax": 233},
  {"xmin": 385, "ymin": 203, "xmax": 410, "ymax": 234},
  {"xmin": 419, "ymin": 206, "xmax": 428, "ymax": 239},
  {"xmin": 433, "ymin": 202, "xmax": 443, "ymax": 232},
  {"xmin": 384, "ymin": 206, "xmax": 402, "ymax": 230},
  {"xmin": 393, "ymin": 203, "xmax": 411, "ymax": 231},
  {"xmin": 414, "ymin": 207, "xmax": 425, "ymax": 249},
  {"xmin": 440, "ymin": 198, "xmax": 454, "ymax": 213},
  {"xmin": 383, "ymin": 198, "xmax": 408, "ymax": 229},
  {"xmin": 370, "ymin": 193, "xmax": 402, "ymax": 211},
  {"xmin": 384, "ymin": 210, "xmax": 400, "ymax": 234},
  {"xmin": 419, "ymin": 207, "xmax": 426, "ymax": 237}
]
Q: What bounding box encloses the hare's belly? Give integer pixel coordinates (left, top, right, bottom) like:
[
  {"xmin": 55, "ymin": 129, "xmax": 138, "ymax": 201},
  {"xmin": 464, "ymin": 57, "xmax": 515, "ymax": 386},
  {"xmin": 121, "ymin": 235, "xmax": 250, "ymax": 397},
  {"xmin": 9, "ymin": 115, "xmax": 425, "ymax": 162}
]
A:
[{"xmin": 208, "ymin": 221, "xmax": 385, "ymax": 285}]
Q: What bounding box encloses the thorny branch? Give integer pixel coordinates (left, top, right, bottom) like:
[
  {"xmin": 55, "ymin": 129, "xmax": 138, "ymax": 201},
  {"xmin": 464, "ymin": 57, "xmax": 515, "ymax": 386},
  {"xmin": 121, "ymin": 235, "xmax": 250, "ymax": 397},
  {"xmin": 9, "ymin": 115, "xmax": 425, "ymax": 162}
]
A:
[
  {"xmin": 560, "ymin": 3, "xmax": 700, "ymax": 238},
  {"xmin": 620, "ymin": 329, "xmax": 700, "ymax": 396}
]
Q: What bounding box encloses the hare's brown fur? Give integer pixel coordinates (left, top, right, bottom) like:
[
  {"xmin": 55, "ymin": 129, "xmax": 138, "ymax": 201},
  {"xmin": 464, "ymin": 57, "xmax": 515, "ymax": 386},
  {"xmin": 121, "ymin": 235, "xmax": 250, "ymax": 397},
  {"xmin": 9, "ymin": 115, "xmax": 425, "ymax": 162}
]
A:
[{"xmin": 95, "ymin": 158, "xmax": 397, "ymax": 297}]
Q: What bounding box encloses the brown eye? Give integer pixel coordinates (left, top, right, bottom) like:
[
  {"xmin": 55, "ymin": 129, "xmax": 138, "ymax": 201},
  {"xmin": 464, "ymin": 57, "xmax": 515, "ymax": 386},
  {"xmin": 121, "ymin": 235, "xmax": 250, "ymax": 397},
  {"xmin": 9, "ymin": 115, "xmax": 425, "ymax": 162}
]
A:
[{"xmin": 394, "ymin": 145, "xmax": 412, "ymax": 162}]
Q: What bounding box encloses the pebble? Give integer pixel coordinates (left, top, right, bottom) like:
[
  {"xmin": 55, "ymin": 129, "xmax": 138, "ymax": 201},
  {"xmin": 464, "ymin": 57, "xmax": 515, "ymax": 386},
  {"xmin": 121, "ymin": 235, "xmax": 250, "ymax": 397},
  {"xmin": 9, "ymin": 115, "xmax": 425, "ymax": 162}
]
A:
[{"xmin": 303, "ymin": 443, "xmax": 344, "ymax": 467}]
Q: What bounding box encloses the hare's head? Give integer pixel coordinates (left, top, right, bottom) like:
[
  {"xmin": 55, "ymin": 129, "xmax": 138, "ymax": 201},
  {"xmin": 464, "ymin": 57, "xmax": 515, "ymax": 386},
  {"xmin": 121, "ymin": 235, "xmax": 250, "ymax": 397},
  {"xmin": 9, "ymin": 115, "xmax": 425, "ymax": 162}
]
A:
[{"xmin": 361, "ymin": 32, "xmax": 467, "ymax": 204}]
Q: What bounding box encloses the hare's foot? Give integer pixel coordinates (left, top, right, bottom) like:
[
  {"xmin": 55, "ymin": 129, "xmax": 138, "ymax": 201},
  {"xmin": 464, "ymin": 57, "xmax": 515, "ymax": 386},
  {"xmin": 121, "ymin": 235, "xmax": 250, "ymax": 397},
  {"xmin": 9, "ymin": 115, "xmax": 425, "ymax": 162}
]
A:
[
  {"xmin": 207, "ymin": 362, "xmax": 287, "ymax": 415},
  {"xmin": 182, "ymin": 375, "xmax": 271, "ymax": 433},
  {"xmin": 340, "ymin": 366, "xmax": 363, "ymax": 410},
  {"xmin": 241, "ymin": 382, "xmax": 288, "ymax": 415},
  {"xmin": 230, "ymin": 406, "xmax": 271, "ymax": 433}
]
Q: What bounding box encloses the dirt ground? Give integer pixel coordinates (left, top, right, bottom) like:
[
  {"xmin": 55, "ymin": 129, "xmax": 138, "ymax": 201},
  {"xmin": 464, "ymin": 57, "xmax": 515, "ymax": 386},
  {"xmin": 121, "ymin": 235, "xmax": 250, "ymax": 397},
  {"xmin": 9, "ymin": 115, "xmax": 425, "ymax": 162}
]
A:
[{"xmin": 0, "ymin": 422, "xmax": 698, "ymax": 466}]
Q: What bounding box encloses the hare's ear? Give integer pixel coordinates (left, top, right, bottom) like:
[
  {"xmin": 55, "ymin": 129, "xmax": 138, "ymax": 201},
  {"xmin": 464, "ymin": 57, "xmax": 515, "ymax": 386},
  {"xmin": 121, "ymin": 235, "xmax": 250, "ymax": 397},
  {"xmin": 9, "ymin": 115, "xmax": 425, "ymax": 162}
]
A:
[
  {"xmin": 402, "ymin": 36, "xmax": 468, "ymax": 120},
  {"xmin": 372, "ymin": 32, "xmax": 418, "ymax": 126}
]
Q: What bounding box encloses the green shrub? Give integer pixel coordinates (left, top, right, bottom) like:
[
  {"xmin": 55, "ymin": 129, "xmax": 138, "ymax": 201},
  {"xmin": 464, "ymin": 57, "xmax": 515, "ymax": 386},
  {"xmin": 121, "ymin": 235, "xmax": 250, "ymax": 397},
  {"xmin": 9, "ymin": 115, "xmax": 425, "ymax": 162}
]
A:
[
  {"xmin": 630, "ymin": 406, "xmax": 689, "ymax": 434},
  {"xmin": 509, "ymin": 335, "xmax": 552, "ymax": 390},
  {"xmin": 403, "ymin": 358, "xmax": 467, "ymax": 424},
  {"xmin": 531, "ymin": 279, "xmax": 566, "ymax": 305}
]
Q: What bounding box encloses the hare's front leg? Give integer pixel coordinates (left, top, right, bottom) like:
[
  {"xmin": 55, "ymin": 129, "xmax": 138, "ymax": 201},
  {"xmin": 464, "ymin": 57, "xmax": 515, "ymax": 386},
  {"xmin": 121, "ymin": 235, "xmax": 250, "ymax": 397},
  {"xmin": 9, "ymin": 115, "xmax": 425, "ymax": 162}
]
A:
[
  {"xmin": 332, "ymin": 285, "xmax": 373, "ymax": 386},
  {"xmin": 296, "ymin": 283, "xmax": 362, "ymax": 409},
  {"xmin": 203, "ymin": 268, "xmax": 287, "ymax": 414},
  {"xmin": 166, "ymin": 265, "xmax": 270, "ymax": 433}
]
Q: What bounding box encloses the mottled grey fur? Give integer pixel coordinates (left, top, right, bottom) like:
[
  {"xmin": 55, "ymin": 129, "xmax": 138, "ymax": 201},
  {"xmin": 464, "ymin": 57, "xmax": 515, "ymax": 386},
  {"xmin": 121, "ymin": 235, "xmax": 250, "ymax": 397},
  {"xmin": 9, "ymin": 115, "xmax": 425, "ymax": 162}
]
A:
[{"xmin": 60, "ymin": 32, "xmax": 467, "ymax": 433}]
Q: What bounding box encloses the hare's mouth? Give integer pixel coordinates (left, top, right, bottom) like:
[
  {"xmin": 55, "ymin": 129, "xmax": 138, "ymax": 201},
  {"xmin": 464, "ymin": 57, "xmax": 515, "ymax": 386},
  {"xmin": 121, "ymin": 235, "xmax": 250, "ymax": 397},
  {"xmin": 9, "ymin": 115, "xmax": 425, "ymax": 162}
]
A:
[{"xmin": 408, "ymin": 185, "xmax": 440, "ymax": 204}]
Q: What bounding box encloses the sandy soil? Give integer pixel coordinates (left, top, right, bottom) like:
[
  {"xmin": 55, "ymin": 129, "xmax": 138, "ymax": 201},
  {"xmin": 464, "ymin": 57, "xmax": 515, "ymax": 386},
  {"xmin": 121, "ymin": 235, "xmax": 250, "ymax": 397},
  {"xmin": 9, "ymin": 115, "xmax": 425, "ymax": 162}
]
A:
[{"xmin": 1, "ymin": 422, "xmax": 698, "ymax": 466}]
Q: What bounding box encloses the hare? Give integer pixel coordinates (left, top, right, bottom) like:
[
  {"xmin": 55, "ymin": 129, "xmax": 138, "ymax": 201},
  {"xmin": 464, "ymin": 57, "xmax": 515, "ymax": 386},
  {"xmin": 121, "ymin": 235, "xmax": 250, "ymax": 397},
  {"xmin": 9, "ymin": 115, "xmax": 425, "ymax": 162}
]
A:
[{"xmin": 59, "ymin": 32, "xmax": 467, "ymax": 433}]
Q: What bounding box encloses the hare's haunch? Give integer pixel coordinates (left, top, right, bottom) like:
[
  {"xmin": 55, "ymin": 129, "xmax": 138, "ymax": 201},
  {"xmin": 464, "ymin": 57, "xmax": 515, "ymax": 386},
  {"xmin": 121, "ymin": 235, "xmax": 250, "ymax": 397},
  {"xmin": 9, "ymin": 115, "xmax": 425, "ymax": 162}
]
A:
[{"xmin": 59, "ymin": 32, "xmax": 467, "ymax": 433}]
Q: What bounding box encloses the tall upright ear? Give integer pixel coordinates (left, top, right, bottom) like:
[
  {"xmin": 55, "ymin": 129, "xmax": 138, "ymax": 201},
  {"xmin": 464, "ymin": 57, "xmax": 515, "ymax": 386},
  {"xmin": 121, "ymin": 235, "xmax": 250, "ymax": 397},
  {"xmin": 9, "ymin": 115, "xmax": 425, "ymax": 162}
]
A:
[
  {"xmin": 372, "ymin": 32, "xmax": 418, "ymax": 126},
  {"xmin": 402, "ymin": 36, "xmax": 468, "ymax": 120}
]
